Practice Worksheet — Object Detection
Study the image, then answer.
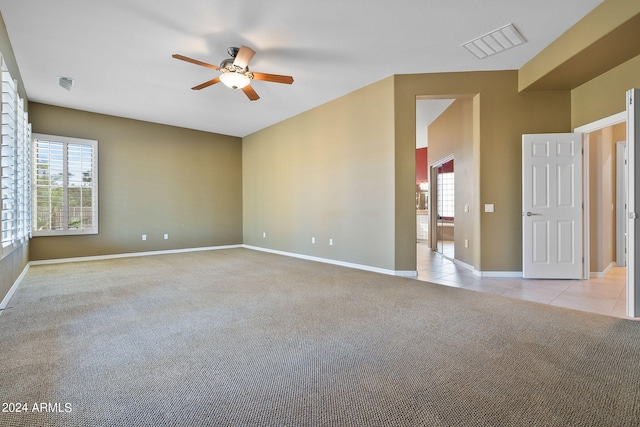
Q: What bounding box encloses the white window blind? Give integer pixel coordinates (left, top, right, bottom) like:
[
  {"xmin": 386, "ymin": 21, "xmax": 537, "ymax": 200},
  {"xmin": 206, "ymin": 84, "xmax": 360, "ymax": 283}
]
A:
[
  {"xmin": 16, "ymin": 98, "xmax": 30, "ymax": 241},
  {"xmin": 33, "ymin": 134, "xmax": 98, "ymax": 236},
  {"xmin": 1, "ymin": 65, "xmax": 16, "ymax": 248},
  {"xmin": 1, "ymin": 55, "xmax": 30, "ymax": 257}
]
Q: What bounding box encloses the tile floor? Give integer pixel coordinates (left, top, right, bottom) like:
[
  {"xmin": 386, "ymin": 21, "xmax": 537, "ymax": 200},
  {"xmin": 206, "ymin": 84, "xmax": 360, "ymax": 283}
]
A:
[{"xmin": 416, "ymin": 242, "xmax": 630, "ymax": 319}]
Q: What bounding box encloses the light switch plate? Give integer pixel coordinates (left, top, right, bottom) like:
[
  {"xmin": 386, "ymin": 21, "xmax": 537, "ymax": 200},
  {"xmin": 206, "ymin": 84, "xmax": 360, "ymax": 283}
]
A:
[{"xmin": 485, "ymin": 204, "xmax": 494, "ymax": 213}]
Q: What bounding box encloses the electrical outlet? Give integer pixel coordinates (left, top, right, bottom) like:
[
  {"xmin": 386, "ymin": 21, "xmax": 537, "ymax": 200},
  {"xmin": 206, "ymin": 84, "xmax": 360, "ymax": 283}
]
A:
[
  {"xmin": 164, "ymin": 234, "xmax": 169, "ymax": 240},
  {"xmin": 464, "ymin": 239, "xmax": 469, "ymax": 248},
  {"xmin": 329, "ymin": 238, "xmax": 333, "ymax": 246},
  {"xmin": 263, "ymin": 232, "xmax": 266, "ymax": 238},
  {"xmin": 312, "ymin": 237, "xmax": 316, "ymax": 244},
  {"xmin": 142, "ymin": 234, "xmax": 147, "ymax": 241}
]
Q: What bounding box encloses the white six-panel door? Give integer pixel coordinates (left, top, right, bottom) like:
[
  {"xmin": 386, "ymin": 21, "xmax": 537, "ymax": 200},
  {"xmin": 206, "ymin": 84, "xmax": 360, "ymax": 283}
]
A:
[{"xmin": 522, "ymin": 133, "xmax": 583, "ymax": 279}]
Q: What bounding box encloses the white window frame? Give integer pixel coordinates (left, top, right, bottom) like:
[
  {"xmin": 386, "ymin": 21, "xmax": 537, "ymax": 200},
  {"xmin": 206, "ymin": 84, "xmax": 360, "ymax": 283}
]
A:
[
  {"xmin": 437, "ymin": 171, "xmax": 455, "ymax": 219},
  {"xmin": 1, "ymin": 55, "xmax": 31, "ymax": 259},
  {"xmin": 32, "ymin": 134, "xmax": 98, "ymax": 237}
]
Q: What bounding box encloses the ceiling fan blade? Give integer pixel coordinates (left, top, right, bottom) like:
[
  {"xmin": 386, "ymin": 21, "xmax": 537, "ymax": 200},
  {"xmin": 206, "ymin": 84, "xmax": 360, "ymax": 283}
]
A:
[
  {"xmin": 242, "ymin": 84, "xmax": 260, "ymax": 101},
  {"xmin": 191, "ymin": 77, "xmax": 221, "ymax": 90},
  {"xmin": 172, "ymin": 54, "xmax": 219, "ymax": 70},
  {"xmin": 233, "ymin": 45, "xmax": 255, "ymax": 70},
  {"xmin": 251, "ymin": 72, "xmax": 294, "ymax": 84}
]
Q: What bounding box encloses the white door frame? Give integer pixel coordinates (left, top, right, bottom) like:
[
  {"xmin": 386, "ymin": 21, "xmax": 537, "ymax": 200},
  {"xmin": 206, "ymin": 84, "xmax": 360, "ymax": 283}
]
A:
[
  {"xmin": 574, "ymin": 112, "xmax": 628, "ymax": 292},
  {"xmin": 616, "ymin": 141, "xmax": 627, "ymax": 267},
  {"xmin": 429, "ymin": 155, "xmax": 454, "ymax": 255},
  {"xmin": 627, "ymin": 89, "xmax": 640, "ymax": 317}
]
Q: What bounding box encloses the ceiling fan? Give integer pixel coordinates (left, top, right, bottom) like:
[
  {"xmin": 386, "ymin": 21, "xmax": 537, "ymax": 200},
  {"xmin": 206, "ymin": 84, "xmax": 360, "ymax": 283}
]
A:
[{"xmin": 172, "ymin": 45, "xmax": 294, "ymax": 101}]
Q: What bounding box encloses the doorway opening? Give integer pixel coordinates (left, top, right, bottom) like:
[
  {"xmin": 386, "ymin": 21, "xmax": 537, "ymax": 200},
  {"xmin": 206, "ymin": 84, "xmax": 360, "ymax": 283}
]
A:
[
  {"xmin": 415, "ymin": 98, "xmax": 456, "ymax": 266},
  {"xmin": 575, "ymin": 112, "xmax": 627, "ymax": 302},
  {"xmin": 584, "ymin": 122, "xmax": 627, "ymax": 278}
]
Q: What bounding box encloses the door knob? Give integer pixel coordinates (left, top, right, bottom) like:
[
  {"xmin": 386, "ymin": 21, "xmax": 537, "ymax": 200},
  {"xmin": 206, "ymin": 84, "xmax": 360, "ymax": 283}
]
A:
[{"xmin": 525, "ymin": 211, "xmax": 541, "ymax": 216}]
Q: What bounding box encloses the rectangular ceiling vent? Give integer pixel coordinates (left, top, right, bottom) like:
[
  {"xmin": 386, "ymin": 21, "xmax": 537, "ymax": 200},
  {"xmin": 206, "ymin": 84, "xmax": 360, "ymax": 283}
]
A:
[
  {"xmin": 58, "ymin": 76, "xmax": 75, "ymax": 91},
  {"xmin": 463, "ymin": 23, "xmax": 526, "ymax": 59}
]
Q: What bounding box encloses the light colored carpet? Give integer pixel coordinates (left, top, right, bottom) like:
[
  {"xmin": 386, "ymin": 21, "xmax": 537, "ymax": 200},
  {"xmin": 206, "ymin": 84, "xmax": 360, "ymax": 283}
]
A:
[{"xmin": 1, "ymin": 248, "xmax": 640, "ymax": 426}]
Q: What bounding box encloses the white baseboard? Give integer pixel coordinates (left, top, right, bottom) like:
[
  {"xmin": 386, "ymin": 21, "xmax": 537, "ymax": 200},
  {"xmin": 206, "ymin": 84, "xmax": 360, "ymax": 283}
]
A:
[
  {"xmin": 452, "ymin": 258, "xmax": 522, "ymax": 278},
  {"xmin": 10, "ymin": 244, "xmax": 537, "ymax": 313},
  {"xmin": 1, "ymin": 245, "xmax": 244, "ymax": 312},
  {"xmin": 452, "ymin": 259, "xmax": 479, "ymax": 275},
  {"xmin": 0, "ymin": 262, "xmax": 30, "ymax": 315},
  {"xmin": 28, "ymin": 244, "xmax": 244, "ymax": 266},
  {"xmin": 25, "ymin": 244, "xmax": 417, "ymax": 278},
  {"xmin": 590, "ymin": 262, "xmax": 616, "ymax": 278},
  {"xmin": 243, "ymin": 245, "xmax": 417, "ymax": 278},
  {"xmin": 479, "ymin": 271, "xmax": 523, "ymax": 278}
]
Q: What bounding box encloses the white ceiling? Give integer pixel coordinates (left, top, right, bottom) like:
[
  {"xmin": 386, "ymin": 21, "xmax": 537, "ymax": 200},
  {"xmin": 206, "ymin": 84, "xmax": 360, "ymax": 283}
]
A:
[{"xmin": 0, "ymin": 0, "xmax": 603, "ymax": 138}]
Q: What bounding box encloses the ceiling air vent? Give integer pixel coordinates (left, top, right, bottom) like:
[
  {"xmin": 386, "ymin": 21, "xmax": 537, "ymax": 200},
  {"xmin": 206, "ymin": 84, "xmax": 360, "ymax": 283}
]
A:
[
  {"xmin": 58, "ymin": 76, "xmax": 75, "ymax": 91},
  {"xmin": 463, "ymin": 23, "xmax": 526, "ymax": 59}
]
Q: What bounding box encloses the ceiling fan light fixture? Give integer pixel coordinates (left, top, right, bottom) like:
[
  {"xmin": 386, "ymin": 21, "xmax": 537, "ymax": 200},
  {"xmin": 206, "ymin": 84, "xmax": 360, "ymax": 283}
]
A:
[
  {"xmin": 173, "ymin": 45, "xmax": 293, "ymax": 100},
  {"xmin": 219, "ymin": 71, "xmax": 250, "ymax": 89}
]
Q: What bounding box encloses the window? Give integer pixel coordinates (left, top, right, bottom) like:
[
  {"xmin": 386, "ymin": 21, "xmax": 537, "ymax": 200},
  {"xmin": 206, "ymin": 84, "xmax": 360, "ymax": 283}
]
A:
[
  {"xmin": 1, "ymin": 55, "xmax": 31, "ymax": 257},
  {"xmin": 437, "ymin": 171, "xmax": 455, "ymax": 219},
  {"xmin": 32, "ymin": 134, "xmax": 98, "ymax": 236}
]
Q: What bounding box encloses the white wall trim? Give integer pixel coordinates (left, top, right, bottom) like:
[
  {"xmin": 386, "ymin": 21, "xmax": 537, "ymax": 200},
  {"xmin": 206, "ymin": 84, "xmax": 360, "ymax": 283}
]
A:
[
  {"xmin": 452, "ymin": 258, "xmax": 522, "ymax": 278},
  {"xmin": 574, "ymin": 111, "xmax": 626, "ymax": 134},
  {"xmin": 28, "ymin": 245, "xmax": 244, "ymax": 266},
  {"xmin": 243, "ymin": 245, "xmax": 418, "ymax": 278},
  {"xmin": 0, "ymin": 262, "xmax": 30, "ymax": 315},
  {"xmin": 4, "ymin": 243, "xmax": 540, "ymax": 314},
  {"xmin": 590, "ymin": 262, "xmax": 617, "ymax": 278},
  {"xmin": 575, "ymin": 111, "xmax": 628, "ymax": 282},
  {"xmin": 453, "ymin": 259, "xmax": 479, "ymax": 275},
  {"xmin": 394, "ymin": 270, "xmax": 419, "ymax": 278},
  {"xmin": 478, "ymin": 271, "xmax": 523, "ymax": 278},
  {"xmin": 26, "ymin": 244, "xmax": 417, "ymax": 278}
]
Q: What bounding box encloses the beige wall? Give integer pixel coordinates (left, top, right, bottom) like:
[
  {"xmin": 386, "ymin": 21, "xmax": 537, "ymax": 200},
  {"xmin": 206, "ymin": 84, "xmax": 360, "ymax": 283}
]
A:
[
  {"xmin": 243, "ymin": 78, "xmax": 397, "ymax": 271},
  {"xmin": 28, "ymin": 103, "xmax": 243, "ymax": 261},
  {"xmin": 427, "ymin": 98, "xmax": 476, "ymax": 266},
  {"xmin": 1, "ymin": 0, "xmax": 635, "ymax": 304},
  {"xmin": 245, "ymin": 71, "xmax": 571, "ymax": 274},
  {"xmin": 572, "ymin": 54, "xmax": 640, "ymax": 128},
  {"xmin": 519, "ymin": 0, "xmax": 640, "ymax": 92},
  {"xmin": 394, "ymin": 72, "xmax": 571, "ymax": 272}
]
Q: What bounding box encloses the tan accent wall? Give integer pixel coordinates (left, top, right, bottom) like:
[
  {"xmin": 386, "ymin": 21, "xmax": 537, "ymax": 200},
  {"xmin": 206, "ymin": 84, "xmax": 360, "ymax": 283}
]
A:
[
  {"xmin": 3, "ymin": 0, "xmax": 634, "ymax": 294},
  {"xmin": 589, "ymin": 128, "xmax": 615, "ymax": 273},
  {"xmin": 394, "ymin": 72, "xmax": 571, "ymax": 272},
  {"xmin": 28, "ymin": 103, "xmax": 243, "ymax": 261},
  {"xmin": 243, "ymin": 78, "xmax": 397, "ymax": 271},
  {"xmin": 519, "ymin": 0, "xmax": 640, "ymax": 92},
  {"xmin": 245, "ymin": 71, "xmax": 571, "ymax": 274},
  {"xmin": 571, "ymin": 54, "xmax": 640, "ymax": 128},
  {"xmin": 427, "ymin": 98, "xmax": 476, "ymax": 266}
]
